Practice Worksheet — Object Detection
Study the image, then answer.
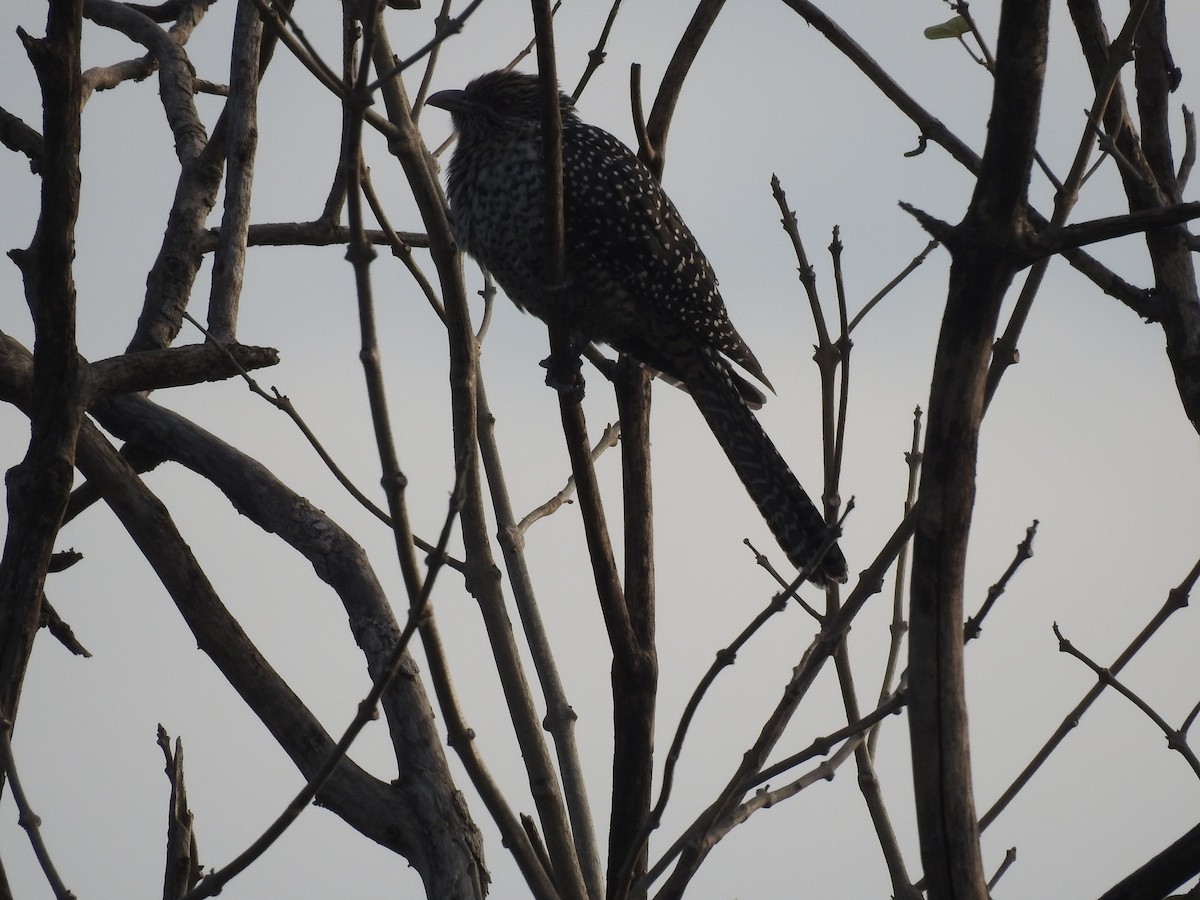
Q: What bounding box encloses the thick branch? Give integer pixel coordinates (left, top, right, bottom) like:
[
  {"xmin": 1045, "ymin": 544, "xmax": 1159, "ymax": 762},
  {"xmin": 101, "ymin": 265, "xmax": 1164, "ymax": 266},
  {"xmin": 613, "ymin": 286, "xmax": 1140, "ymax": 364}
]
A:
[
  {"xmin": 1068, "ymin": 0, "xmax": 1200, "ymax": 433},
  {"xmin": 205, "ymin": 0, "xmax": 263, "ymax": 342},
  {"xmin": 97, "ymin": 389, "xmax": 487, "ymax": 897},
  {"xmin": 82, "ymin": 0, "xmax": 207, "ymax": 156},
  {"xmin": 1030, "ymin": 203, "xmax": 1200, "ymax": 261},
  {"xmin": 1094, "ymin": 820, "xmax": 1200, "ymax": 900},
  {"xmin": 0, "ymin": 0, "xmax": 87, "ymax": 733},
  {"xmin": 69, "ymin": 416, "xmax": 425, "ymax": 863},
  {"xmin": 89, "ymin": 342, "xmax": 278, "ymax": 398},
  {"xmin": 907, "ymin": 4, "xmax": 1049, "ymax": 899},
  {"xmin": 0, "ymin": 105, "xmax": 43, "ymax": 172}
]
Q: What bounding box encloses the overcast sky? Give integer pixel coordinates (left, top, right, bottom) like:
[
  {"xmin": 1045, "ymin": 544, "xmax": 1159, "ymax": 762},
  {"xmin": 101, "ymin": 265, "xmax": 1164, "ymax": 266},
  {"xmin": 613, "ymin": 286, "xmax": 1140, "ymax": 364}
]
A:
[{"xmin": 2, "ymin": 1, "xmax": 1200, "ymax": 897}]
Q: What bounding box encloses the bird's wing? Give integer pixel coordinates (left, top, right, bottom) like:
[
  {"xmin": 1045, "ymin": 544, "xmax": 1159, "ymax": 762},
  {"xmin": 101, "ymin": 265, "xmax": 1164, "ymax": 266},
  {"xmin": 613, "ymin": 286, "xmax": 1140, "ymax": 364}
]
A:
[{"xmin": 560, "ymin": 122, "xmax": 773, "ymax": 393}]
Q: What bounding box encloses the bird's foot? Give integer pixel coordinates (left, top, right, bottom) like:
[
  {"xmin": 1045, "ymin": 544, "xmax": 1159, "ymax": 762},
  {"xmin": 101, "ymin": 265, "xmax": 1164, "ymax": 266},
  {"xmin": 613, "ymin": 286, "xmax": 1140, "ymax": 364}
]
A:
[{"xmin": 541, "ymin": 351, "xmax": 586, "ymax": 400}]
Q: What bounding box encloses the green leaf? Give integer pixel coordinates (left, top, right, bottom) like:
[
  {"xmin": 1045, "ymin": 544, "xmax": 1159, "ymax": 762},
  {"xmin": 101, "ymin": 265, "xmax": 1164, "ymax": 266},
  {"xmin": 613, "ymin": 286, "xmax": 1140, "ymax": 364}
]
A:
[{"xmin": 924, "ymin": 15, "xmax": 970, "ymax": 40}]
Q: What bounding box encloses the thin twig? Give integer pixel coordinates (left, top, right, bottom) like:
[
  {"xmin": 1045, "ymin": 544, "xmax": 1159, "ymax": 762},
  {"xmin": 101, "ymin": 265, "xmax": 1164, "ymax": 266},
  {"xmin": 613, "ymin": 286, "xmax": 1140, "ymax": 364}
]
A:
[
  {"xmin": 987, "ymin": 847, "xmax": 1018, "ymax": 892},
  {"xmin": 1053, "ymin": 623, "xmax": 1200, "ymax": 780},
  {"xmin": 746, "ymin": 689, "xmax": 906, "ymax": 790},
  {"xmin": 367, "ymin": 0, "xmax": 488, "ymax": 92},
  {"xmin": 0, "ymin": 712, "xmax": 76, "ymax": 900},
  {"xmin": 743, "ymin": 538, "xmax": 822, "ymax": 621},
  {"xmin": 628, "ymin": 508, "xmax": 856, "ymax": 895},
  {"xmin": 571, "ymin": 0, "xmax": 624, "ymax": 100},
  {"xmin": 826, "ymin": 227, "xmax": 851, "ymax": 529},
  {"xmin": 771, "ymin": 175, "xmax": 830, "ymax": 348},
  {"xmin": 952, "ymin": 2, "xmax": 995, "ymax": 70},
  {"xmin": 475, "ymin": 370, "xmax": 604, "ymax": 900},
  {"xmin": 706, "ymin": 735, "xmax": 862, "ymax": 842},
  {"xmin": 360, "ymin": 162, "xmax": 447, "ymax": 324},
  {"xmin": 179, "ymin": 311, "xmax": 461, "ymax": 568},
  {"xmin": 516, "ymin": 422, "xmax": 622, "ymax": 533},
  {"xmin": 847, "ymin": 240, "xmax": 939, "ymax": 333},
  {"xmin": 1183, "ymin": 697, "xmax": 1200, "ymax": 738},
  {"xmin": 980, "ymin": 552, "xmax": 1200, "ymax": 831},
  {"xmin": 645, "ymin": 495, "xmax": 907, "ymax": 900},
  {"xmin": 249, "ymin": 0, "xmax": 344, "ymax": 97},
  {"xmin": 964, "ymin": 520, "xmax": 1037, "ymax": 642},
  {"xmin": 621, "ymin": 588, "xmax": 796, "ymax": 894},
  {"xmin": 411, "ymin": 0, "xmax": 454, "ymax": 119},
  {"xmin": 869, "ymin": 406, "xmax": 922, "ymax": 759}
]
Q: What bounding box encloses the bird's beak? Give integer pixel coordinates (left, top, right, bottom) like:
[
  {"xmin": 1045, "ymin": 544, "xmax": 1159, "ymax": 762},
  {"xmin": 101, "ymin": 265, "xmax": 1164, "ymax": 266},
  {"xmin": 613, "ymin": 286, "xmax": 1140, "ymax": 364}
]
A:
[{"xmin": 426, "ymin": 89, "xmax": 468, "ymax": 113}]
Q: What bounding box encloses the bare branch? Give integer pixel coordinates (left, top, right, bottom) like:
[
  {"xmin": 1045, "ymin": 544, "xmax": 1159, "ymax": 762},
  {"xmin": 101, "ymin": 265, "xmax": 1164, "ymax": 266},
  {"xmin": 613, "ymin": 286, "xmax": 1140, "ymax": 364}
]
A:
[
  {"xmin": 514, "ymin": 422, "xmax": 621, "ymax": 533},
  {"xmin": 1178, "ymin": 105, "xmax": 1195, "ymax": 193},
  {"xmin": 82, "ymin": 0, "xmax": 207, "ymax": 156},
  {"xmin": 964, "ymin": 520, "xmax": 1037, "ymax": 642},
  {"xmin": 782, "ymin": 0, "xmax": 1159, "ymax": 319},
  {"xmin": 980, "ymin": 552, "xmax": 1200, "ymax": 831},
  {"xmin": 709, "ymin": 736, "xmax": 861, "ymax": 843},
  {"xmin": 0, "ymin": 104, "xmax": 44, "ymax": 171},
  {"xmin": 529, "ymin": 8, "xmax": 605, "ymax": 896},
  {"xmin": 1095, "ymin": 821, "xmax": 1200, "ymax": 900},
  {"xmin": 182, "ymin": 470, "xmax": 468, "ymax": 900},
  {"xmin": 848, "ymin": 240, "xmax": 940, "ymax": 333},
  {"xmin": 475, "ymin": 369, "xmax": 606, "ymax": 898},
  {"xmin": 907, "ymin": 6, "xmax": 1050, "ymax": 896},
  {"xmin": 1053, "ymin": 623, "xmax": 1200, "ymax": 780},
  {"xmin": 249, "ymin": 0, "xmax": 344, "ymax": 98},
  {"xmin": 571, "ymin": 0, "xmax": 624, "ymax": 100},
  {"xmin": 197, "ymin": 220, "xmax": 430, "ymax": 253},
  {"xmin": 367, "ymin": 0, "xmax": 489, "ymax": 92},
  {"xmin": 158, "ymin": 727, "xmax": 201, "ymax": 900},
  {"xmin": 625, "ymin": 588, "xmax": 795, "ymax": 897},
  {"xmin": 0, "ymin": 711, "xmax": 75, "ymax": 900},
  {"xmin": 368, "ymin": 20, "xmax": 566, "ymax": 896},
  {"xmin": 205, "ymin": 0, "xmax": 263, "ymax": 342},
  {"xmin": 1030, "ymin": 202, "xmax": 1200, "ymax": 259},
  {"xmin": 1, "ymin": 0, "xmax": 88, "ymax": 733},
  {"xmin": 746, "ymin": 690, "xmax": 907, "ymax": 791},
  {"xmin": 643, "ymin": 0, "xmax": 726, "ymax": 175},
  {"xmin": 39, "ymin": 595, "xmax": 91, "ymax": 658},
  {"xmin": 771, "ymin": 174, "xmax": 830, "ymax": 349},
  {"xmin": 360, "ymin": 164, "xmax": 446, "ymax": 323},
  {"xmin": 987, "ymin": 847, "xmax": 1018, "ymax": 893},
  {"xmin": 89, "ymin": 342, "xmax": 279, "ymax": 399},
  {"xmin": 869, "ymin": 406, "xmax": 922, "ymax": 758}
]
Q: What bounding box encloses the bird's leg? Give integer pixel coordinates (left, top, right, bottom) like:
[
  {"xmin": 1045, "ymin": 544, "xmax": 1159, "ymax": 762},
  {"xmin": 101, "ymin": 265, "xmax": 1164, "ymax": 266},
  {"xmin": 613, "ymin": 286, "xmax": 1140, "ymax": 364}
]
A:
[
  {"xmin": 541, "ymin": 329, "xmax": 586, "ymax": 398},
  {"xmin": 541, "ymin": 285, "xmax": 587, "ymax": 399}
]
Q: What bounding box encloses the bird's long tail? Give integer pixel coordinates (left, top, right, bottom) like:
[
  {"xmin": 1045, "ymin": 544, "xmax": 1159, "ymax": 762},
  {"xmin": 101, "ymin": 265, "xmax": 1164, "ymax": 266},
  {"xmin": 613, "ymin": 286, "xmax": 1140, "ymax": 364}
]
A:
[{"xmin": 683, "ymin": 346, "xmax": 847, "ymax": 586}]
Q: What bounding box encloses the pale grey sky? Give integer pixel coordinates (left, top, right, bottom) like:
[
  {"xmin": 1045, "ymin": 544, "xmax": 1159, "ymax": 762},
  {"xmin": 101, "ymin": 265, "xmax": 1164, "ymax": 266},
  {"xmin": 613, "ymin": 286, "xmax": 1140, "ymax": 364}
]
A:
[{"xmin": 2, "ymin": 1, "xmax": 1199, "ymax": 897}]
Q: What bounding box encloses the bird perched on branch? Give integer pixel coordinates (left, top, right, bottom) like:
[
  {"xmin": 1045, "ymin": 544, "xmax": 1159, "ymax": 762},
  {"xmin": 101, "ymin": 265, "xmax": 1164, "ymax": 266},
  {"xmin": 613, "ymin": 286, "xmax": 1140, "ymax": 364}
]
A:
[{"xmin": 428, "ymin": 70, "xmax": 847, "ymax": 585}]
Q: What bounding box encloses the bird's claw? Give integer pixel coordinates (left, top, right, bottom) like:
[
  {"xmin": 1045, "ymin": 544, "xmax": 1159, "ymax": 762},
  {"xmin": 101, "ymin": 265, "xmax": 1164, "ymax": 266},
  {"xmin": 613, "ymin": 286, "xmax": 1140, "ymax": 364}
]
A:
[{"xmin": 540, "ymin": 352, "xmax": 586, "ymax": 399}]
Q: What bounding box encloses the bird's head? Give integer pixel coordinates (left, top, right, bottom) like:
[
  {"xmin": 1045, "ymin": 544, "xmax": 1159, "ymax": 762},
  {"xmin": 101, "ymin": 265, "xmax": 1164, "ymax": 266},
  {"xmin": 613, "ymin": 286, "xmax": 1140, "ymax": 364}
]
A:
[{"xmin": 427, "ymin": 69, "xmax": 576, "ymax": 136}]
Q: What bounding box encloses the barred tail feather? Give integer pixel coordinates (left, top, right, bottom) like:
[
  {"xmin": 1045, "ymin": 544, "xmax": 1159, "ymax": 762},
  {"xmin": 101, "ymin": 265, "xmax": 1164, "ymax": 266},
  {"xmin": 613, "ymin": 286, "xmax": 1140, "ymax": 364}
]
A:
[{"xmin": 684, "ymin": 347, "xmax": 848, "ymax": 586}]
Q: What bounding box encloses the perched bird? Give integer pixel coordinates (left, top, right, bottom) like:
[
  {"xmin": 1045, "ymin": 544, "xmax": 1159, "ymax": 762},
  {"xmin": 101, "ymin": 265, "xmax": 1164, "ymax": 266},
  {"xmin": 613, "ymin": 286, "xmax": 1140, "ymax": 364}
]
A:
[{"xmin": 428, "ymin": 70, "xmax": 847, "ymax": 585}]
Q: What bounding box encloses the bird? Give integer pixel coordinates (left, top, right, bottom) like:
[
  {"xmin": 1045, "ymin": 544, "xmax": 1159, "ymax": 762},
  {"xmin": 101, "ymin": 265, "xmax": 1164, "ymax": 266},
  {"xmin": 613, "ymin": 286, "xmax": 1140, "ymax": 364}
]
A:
[{"xmin": 428, "ymin": 70, "xmax": 847, "ymax": 586}]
